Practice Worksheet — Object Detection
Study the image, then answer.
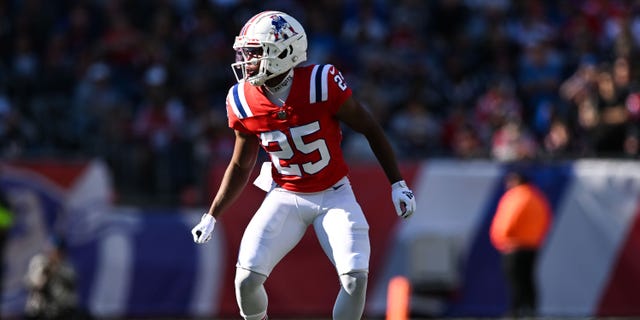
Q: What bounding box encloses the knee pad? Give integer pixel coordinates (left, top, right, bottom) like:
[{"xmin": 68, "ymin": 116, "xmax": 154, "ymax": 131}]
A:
[
  {"xmin": 235, "ymin": 268, "xmax": 267, "ymax": 294},
  {"xmin": 339, "ymin": 271, "xmax": 368, "ymax": 296}
]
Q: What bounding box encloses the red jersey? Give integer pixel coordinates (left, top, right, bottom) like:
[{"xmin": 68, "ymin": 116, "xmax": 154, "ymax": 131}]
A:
[{"xmin": 226, "ymin": 64, "xmax": 352, "ymax": 192}]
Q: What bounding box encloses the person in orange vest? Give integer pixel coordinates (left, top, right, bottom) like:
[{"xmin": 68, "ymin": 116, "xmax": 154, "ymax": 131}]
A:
[{"xmin": 490, "ymin": 171, "xmax": 552, "ymax": 318}]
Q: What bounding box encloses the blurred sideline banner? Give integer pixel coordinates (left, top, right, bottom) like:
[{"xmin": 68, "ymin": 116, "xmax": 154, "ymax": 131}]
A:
[{"xmin": 1, "ymin": 159, "xmax": 640, "ymax": 318}]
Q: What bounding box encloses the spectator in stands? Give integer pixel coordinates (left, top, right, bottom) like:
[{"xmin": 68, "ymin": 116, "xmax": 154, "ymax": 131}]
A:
[
  {"xmin": 72, "ymin": 62, "xmax": 129, "ymax": 152},
  {"xmin": 625, "ymin": 91, "xmax": 640, "ymax": 158},
  {"xmin": 490, "ymin": 171, "xmax": 552, "ymax": 318},
  {"xmin": 517, "ymin": 41, "xmax": 564, "ymax": 136},
  {"xmin": 624, "ymin": 131, "xmax": 639, "ymax": 158},
  {"xmin": 593, "ymin": 63, "xmax": 631, "ymax": 156},
  {"xmin": 474, "ymin": 79, "xmax": 523, "ymax": 145},
  {"xmin": 388, "ymin": 99, "xmax": 442, "ymax": 158},
  {"xmin": 491, "ymin": 119, "xmax": 538, "ymax": 162},
  {"xmin": 542, "ymin": 119, "xmax": 574, "ymax": 159},
  {"xmin": 132, "ymin": 64, "xmax": 190, "ymax": 199},
  {"xmin": 441, "ymin": 106, "xmax": 487, "ymax": 158},
  {"xmin": 0, "ymin": 92, "xmax": 35, "ymax": 158}
]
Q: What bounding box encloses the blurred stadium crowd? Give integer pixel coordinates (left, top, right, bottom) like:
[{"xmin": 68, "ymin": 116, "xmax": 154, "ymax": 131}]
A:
[{"xmin": 0, "ymin": 0, "xmax": 639, "ymax": 205}]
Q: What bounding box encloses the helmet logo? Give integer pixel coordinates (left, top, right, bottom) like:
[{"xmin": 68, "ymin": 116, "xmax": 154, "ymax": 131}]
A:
[{"xmin": 270, "ymin": 15, "xmax": 297, "ymax": 41}]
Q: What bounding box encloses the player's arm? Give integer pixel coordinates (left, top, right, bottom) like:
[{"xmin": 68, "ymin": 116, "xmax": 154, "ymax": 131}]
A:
[
  {"xmin": 192, "ymin": 129, "xmax": 259, "ymax": 243},
  {"xmin": 207, "ymin": 130, "xmax": 260, "ymax": 218},
  {"xmin": 336, "ymin": 96, "xmax": 403, "ymax": 184},
  {"xmin": 337, "ymin": 96, "xmax": 417, "ymax": 218}
]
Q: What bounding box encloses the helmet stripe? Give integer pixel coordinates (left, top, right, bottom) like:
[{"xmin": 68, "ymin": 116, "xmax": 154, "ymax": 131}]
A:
[{"xmin": 241, "ymin": 11, "xmax": 279, "ymax": 36}]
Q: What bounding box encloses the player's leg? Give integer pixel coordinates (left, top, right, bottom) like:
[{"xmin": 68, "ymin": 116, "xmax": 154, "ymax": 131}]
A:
[
  {"xmin": 334, "ymin": 271, "xmax": 368, "ymax": 320},
  {"xmin": 235, "ymin": 268, "xmax": 268, "ymax": 320},
  {"xmin": 235, "ymin": 188, "xmax": 311, "ymax": 320},
  {"xmin": 313, "ymin": 179, "xmax": 370, "ymax": 320}
]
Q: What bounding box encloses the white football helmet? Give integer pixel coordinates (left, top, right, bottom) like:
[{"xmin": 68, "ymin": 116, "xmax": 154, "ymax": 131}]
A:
[{"xmin": 231, "ymin": 11, "xmax": 307, "ymax": 86}]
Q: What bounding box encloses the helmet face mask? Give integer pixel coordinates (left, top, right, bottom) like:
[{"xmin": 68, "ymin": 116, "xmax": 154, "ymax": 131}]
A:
[
  {"xmin": 231, "ymin": 11, "xmax": 307, "ymax": 86},
  {"xmin": 233, "ymin": 46, "xmax": 265, "ymax": 79}
]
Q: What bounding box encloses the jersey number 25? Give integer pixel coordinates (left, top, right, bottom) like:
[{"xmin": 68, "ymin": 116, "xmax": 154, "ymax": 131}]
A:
[{"xmin": 260, "ymin": 121, "xmax": 330, "ymax": 176}]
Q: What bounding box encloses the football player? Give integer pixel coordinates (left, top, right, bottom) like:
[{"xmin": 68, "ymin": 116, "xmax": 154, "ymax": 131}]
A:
[{"xmin": 191, "ymin": 11, "xmax": 416, "ymax": 320}]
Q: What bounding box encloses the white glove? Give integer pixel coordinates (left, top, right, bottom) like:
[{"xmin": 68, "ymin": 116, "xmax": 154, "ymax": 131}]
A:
[
  {"xmin": 391, "ymin": 180, "xmax": 416, "ymax": 219},
  {"xmin": 191, "ymin": 213, "xmax": 216, "ymax": 244}
]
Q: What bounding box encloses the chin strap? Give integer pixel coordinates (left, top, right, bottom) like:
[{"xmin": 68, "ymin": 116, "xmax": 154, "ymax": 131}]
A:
[
  {"xmin": 263, "ymin": 70, "xmax": 294, "ymax": 106},
  {"xmin": 265, "ymin": 69, "xmax": 293, "ymax": 93}
]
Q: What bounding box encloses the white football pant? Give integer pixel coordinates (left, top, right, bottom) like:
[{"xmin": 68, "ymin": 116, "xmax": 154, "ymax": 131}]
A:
[
  {"xmin": 235, "ymin": 176, "xmax": 370, "ymax": 320},
  {"xmin": 237, "ymin": 176, "xmax": 371, "ymax": 276}
]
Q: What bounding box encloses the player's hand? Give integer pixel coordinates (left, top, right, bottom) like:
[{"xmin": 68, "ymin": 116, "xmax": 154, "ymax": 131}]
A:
[
  {"xmin": 191, "ymin": 213, "xmax": 216, "ymax": 244},
  {"xmin": 391, "ymin": 180, "xmax": 416, "ymax": 219}
]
